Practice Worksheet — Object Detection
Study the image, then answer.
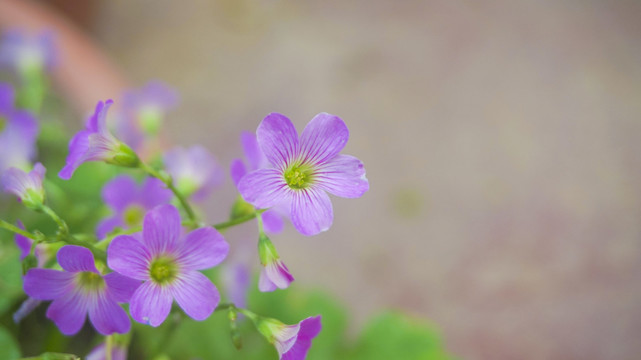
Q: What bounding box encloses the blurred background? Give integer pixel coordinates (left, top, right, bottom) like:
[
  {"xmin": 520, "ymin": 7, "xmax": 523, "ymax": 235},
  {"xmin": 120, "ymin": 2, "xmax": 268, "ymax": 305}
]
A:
[{"xmin": 3, "ymin": 0, "xmax": 641, "ymax": 359}]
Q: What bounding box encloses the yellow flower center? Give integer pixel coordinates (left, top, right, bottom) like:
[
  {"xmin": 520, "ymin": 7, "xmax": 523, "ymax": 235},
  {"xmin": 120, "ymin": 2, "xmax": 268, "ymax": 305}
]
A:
[
  {"xmin": 76, "ymin": 271, "xmax": 105, "ymax": 292},
  {"xmin": 149, "ymin": 257, "xmax": 178, "ymax": 284},
  {"xmin": 123, "ymin": 205, "xmax": 145, "ymax": 227},
  {"xmin": 284, "ymin": 163, "xmax": 315, "ymax": 189}
]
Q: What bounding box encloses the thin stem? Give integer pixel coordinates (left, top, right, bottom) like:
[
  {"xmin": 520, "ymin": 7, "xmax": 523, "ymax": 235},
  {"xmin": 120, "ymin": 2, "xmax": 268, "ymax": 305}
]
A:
[
  {"xmin": 40, "ymin": 204, "xmax": 69, "ymax": 236},
  {"xmin": 0, "ymin": 219, "xmax": 37, "ymax": 240},
  {"xmin": 213, "ymin": 209, "xmax": 266, "ymax": 231},
  {"xmin": 140, "ymin": 162, "xmax": 197, "ymax": 222},
  {"xmin": 105, "ymin": 335, "xmax": 113, "ymax": 360},
  {"xmin": 256, "ymin": 212, "xmax": 265, "ymax": 235}
]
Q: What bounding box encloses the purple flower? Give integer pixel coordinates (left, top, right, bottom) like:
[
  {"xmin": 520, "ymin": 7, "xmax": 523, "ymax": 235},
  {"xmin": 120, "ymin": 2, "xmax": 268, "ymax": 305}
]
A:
[
  {"xmin": 231, "ymin": 131, "xmax": 285, "ymax": 233},
  {"xmin": 0, "ymin": 29, "xmax": 56, "ymax": 75},
  {"xmin": 251, "ymin": 315, "xmax": 322, "ymax": 360},
  {"xmin": 122, "ymin": 81, "xmax": 178, "ymax": 135},
  {"xmin": 0, "ymin": 83, "xmax": 38, "ymax": 173},
  {"xmin": 86, "ymin": 342, "xmax": 127, "ymax": 360},
  {"xmin": 1, "ymin": 162, "xmax": 45, "ymax": 208},
  {"xmin": 96, "ymin": 175, "xmax": 172, "ymax": 239},
  {"xmin": 108, "ymin": 204, "xmax": 229, "ymax": 326},
  {"xmin": 239, "ymin": 113, "xmax": 369, "ymax": 236},
  {"xmin": 257, "ymin": 233, "xmax": 293, "ymax": 292},
  {"xmin": 13, "ymin": 220, "xmax": 46, "ymax": 265},
  {"xmin": 23, "ymin": 245, "xmax": 140, "ymax": 335},
  {"xmin": 163, "ymin": 146, "xmax": 223, "ymax": 201},
  {"xmin": 59, "ymin": 100, "xmax": 139, "ymax": 180}
]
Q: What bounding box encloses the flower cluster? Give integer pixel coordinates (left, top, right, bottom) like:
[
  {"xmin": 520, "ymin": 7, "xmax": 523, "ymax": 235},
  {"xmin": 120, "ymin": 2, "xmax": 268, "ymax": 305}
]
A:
[{"xmin": 0, "ymin": 28, "xmax": 369, "ymax": 360}]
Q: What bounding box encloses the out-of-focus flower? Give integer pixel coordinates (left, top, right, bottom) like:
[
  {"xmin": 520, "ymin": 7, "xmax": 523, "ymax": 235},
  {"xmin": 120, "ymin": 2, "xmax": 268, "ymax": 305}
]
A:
[
  {"xmin": 86, "ymin": 341, "xmax": 128, "ymax": 360},
  {"xmin": 96, "ymin": 175, "xmax": 172, "ymax": 239},
  {"xmin": 246, "ymin": 313, "xmax": 322, "ymax": 360},
  {"xmin": 164, "ymin": 146, "xmax": 223, "ymax": 201},
  {"xmin": 59, "ymin": 100, "xmax": 139, "ymax": 180},
  {"xmin": 231, "ymin": 131, "xmax": 285, "ymax": 233},
  {"xmin": 257, "ymin": 233, "xmax": 294, "ymax": 292},
  {"xmin": 122, "ymin": 81, "xmax": 178, "ymax": 136},
  {"xmin": 0, "ymin": 30, "xmax": 56, "ymax": 75},
  {"xmin": 222, "ymin": 260, "xmax": 251, "ymax": 309},
  {"xmin": 1, "ymin": 162, "xmax": 45, "ymax": 209},
  {"xmin": 23, "ymin": 245, "xmax": 140, "ymax": 335},
  {"xmin": 108, "ymin": 204, "xmax": 229, "ymax": 326},
  {"xmin": 239, "ymin": 113, "xmax": 369, "ymax": 236},
  {"xmin": 0, "ymin": 83, "xmax": 38, "ymax": 173}
]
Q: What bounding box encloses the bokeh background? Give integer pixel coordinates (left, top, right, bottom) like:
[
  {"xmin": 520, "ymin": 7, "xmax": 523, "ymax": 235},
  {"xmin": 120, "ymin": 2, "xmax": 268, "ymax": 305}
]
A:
[{"xmin": 3, "ymin": 0, "xmax": 641, "ymax": 359}]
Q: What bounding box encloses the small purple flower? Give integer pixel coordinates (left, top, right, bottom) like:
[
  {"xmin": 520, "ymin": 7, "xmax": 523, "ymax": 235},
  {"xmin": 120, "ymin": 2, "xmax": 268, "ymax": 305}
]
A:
[
  {"xmin": 251, "ymin": 315, "xmax": 322, "ymax": 360},
  {"xmin": 86, "ymin": 342, "xmax": 127, "ymax": 360},
  {"xmin": 231, "ymin": 131, "xmax": 285, "ymax": 234},
  {"xmin": 122, "ymin": 81, "xmax": 178, "ymax": 135},
  {"xmin": 59, "ymin": 100, "xmax": 139, "ymax": 180},
  {"xmin": 12, "ymin": 221, "xmax": 47, "ymax": 324},
  {"xmin": 0, "ymin": 83, "xmax": 38, "ymax": 173},
  {"xmin": 0, "ymin": 29, "xmax": 56, "ymax": 75},
  {"xmin": 1, "ymin": 162, "xmax": 45, "ymax": 208},
  {"xmin": 23, "ymin": 245, "xmax": 140, "ymax": 335},
  {"xmin": 239, "ymin": 113, "xmax": 369, "ymax": 236},
  {"xmin": 108, "ymin": 204, "xmax": 229, "ymax": 326},
  {"xmin": 257, "ymin": 233, "xmax": 293, "ymax": 292},
  {"xmin": 164, "ymin": 146, "xmax": 223, "ymax": 201},
  {"xmin": 96, "ymin": 175, "xmax": 172, "ymax": 239}
]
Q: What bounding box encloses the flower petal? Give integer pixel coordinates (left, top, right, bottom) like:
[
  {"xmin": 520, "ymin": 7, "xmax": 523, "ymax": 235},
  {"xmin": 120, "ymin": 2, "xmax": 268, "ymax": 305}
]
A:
[
  {"xmin": 282, "ymin": 316, "xmax": 322, "ymax": 360},
  {"xmin": 96, "ymin": 215, "xmax": 124, "ymax": 239},
  {"xmin": 262, "ymin": 209, "xmax": 284, "ymax": 234},
  {"xmin": 142, "ymin": 204, "xmax": 181, "ymax": 255},
  {"xmin": 57, "ymin": 245, "xmax": 98, "ymax": 273},
  {"xmin": 130, "ymin": 281, "xmax": 173, "ymax": 327},
  {"xmin": 177, "ymin": 227, "xmax": 229, "ymax": 271},
  {"xmin": 140, "ymin": 177, "xmax": 172, "ymax": 209},
  {"xmin": 1, "ymin": 166, "xmax": 30, "ymax": 198},
  {"xmin": 299, "ymin": 113, "xmax": 348, "ymax": 166},
  {"xmin": 257, "ymin": 113, "xmax": 299, "ymax": 167},
  {"xmin": 290, "ymin": 188, "xmax": 333, "ymax": 236},
  {"xmin": 23, "ymin": 269, "xmax": 75, "ymax": 300},
  {"xmin": 238, "ymin": 168, "xmax": 291, "ymax": 209},
  {"xmin": 89, "ymin": 292, "xmax": 131, "ymax": 335},
  {"xmin": 104, "ymin": 272, "xmax": 141, "ymax": 303},
  {"xmin": 108, "ymin": 235, "xmax": 151, "ymax": 280},
  {"xmin": 101, "ymin": 175, "xmax": 139, "ymax": 211},
  {"xmin": 46, "ymin": 290, "xmax": 89, "ymax": 335},
  {"xmin": 230, "ymin": 159, "xmax": 246, "ymax": 188},
  {"xmin": 315, "ymin": 154, "xmax": 369, "ymax": 198},
  {"xmin": 58, "ymin": 129, "xmax": 90, "ymax": 180},
  {"xmin": 171, "ymin": 271, "xmax": 219, "ymax": 321},
  {"xmin": 241, "ymin": 131, "xmax": 267, "ymax": 170},
  {"xmin": 258, "ymin": 267, "xmax": 277, "ymax": 292}
]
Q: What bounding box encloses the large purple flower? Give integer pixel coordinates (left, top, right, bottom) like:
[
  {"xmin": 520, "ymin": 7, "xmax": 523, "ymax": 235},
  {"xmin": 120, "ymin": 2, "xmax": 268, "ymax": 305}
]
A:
[
  {"xmin": 96, "ymin": 175, "xmax": 172, "ymax": 239},
  {"xmin": 239, "ymin": 113, "xmax": 369, "ymax": 236},
  {"xmin": 59, "ymin": 100, "xmax": 139, "ymax": 180},
  {"xmin": 23, "ymin": 246, "xmax": 140, "ymax": 335},
  {"xmin": 108, "ymin": 204, "xmax": 229, "ymax": 326},
  {"xmin": 0, "ymin": 83, "xmax": 38, "ymax": 173},
  {"xmin": 251, "ymin": 315, "xmax": 322, "ymax": 360},
  {"xmin": 0, "ymin": 29, "xmax": 56, "ymax": 75},
  {"xmin": 231, "ymin": 131, "xmax": 285, "ymax": 233},
  {"xmin": 164, "ymin": 146, "xmax": 223, "ymax": 201}
]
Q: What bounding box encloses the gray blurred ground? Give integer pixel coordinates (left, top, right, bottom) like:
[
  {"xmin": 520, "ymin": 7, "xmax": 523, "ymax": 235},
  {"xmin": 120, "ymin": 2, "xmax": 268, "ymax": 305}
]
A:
[{"xmin": 91, "ymin": 1, "xmax": 641, "ymax": 359}]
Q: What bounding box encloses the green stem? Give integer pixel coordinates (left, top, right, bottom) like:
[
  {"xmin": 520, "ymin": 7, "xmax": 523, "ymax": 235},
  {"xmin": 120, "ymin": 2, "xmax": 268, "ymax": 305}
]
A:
[
  {"xmin": 40, "ymin": 205, "xmax": 69, "ymax": 236},
  {"xmin": 0, "ymin": 219, "xmax": 38, "ymax": 240},
  {"xmin": 105, "ymin": 335, "xmax": 113, "ymax": 360},
  {"xmin": 213, "ymin": 209, "xmax": 266, "ymax": 231},
  {"xmin": 140, "ymin": 162, "xmax": 197, "ymax": 222}
]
